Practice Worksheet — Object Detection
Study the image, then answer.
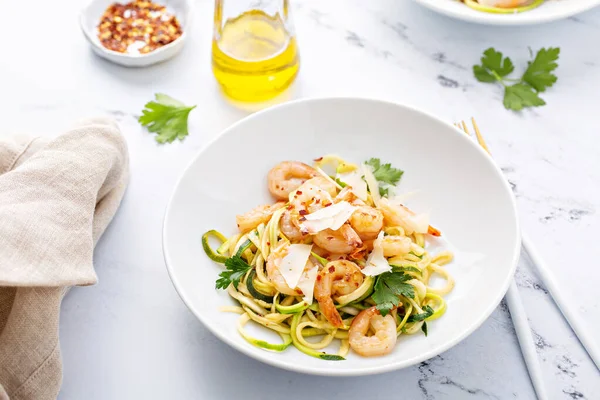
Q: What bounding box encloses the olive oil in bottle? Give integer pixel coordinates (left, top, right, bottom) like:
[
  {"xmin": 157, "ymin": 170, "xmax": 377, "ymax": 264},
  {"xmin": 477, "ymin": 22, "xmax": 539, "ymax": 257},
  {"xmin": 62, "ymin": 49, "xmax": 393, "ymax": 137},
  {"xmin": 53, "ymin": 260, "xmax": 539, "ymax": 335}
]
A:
[{"xmin": 212, "ymin": 5, "xmax": 299, "ymax": 102}]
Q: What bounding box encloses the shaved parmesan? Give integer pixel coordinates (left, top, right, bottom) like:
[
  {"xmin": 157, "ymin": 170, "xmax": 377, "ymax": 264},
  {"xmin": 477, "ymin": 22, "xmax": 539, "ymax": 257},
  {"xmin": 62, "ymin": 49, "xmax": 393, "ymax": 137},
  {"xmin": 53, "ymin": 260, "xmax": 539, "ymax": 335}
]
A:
[
  {"xmin": 297, "ymin": 265, "xmax": 319, "ymax": 305},
  {"xmin": 388, "ymin": 190, "xmax": 420, "ymax": 205},
  {"xmin": 362, "ymin": 164, "xmax": 381, "ymax": 207},
  {"xmin": 337, "ymin": 171, "xmax": 368, "ymax": 201},
  {"xmin": 280, "ymin": 244, "xmax": 313, "ymax": 289},
  {"xmin": 361, "ymin": 232, "xmax": 391, "ymax": 276},
  {"xmin": 299, "ymin": 201, "xmax": 356, "ymax": 234}
]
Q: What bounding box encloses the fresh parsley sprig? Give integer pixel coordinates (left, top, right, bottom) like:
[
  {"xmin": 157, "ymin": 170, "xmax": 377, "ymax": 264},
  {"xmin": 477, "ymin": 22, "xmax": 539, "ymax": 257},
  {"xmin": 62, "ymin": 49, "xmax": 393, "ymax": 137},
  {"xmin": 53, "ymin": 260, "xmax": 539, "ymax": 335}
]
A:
[
  {"xmin": 215, "ymin": 255, "xmax": 252, "ymax": 289},
  {"xmin": 473, "ymin": 47, "xmax": 559, "ymax": 111},
  {"xmin": 371, "ymin": 271, "xmax": 414, "ymax": 316},
  {"xmin": 364, "ymin": 158, "xmax": 404, "ymax": 196},
  {"xmin": 139, "ymin": 93, "xmax": 196, "ymax": 144}
]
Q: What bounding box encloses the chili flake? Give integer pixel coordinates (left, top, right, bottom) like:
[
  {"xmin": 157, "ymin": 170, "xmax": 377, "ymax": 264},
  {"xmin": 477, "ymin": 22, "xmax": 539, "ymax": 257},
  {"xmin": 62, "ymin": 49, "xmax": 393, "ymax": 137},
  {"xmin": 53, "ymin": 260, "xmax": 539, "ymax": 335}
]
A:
[{"xmin": 97, "ymin": 1, "xmax": 183, "ymax": 54}]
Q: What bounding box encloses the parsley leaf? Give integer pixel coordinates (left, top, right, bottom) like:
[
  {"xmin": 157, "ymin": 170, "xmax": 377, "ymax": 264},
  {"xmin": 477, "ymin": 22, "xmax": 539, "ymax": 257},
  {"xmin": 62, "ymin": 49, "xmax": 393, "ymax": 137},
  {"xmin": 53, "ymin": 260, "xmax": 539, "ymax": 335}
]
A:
[
  {"xmin": 372, "ymin": 272, "xmax": 414, "ymax": 316},
  {"xmin": 215, "ymin": 255, "xmax": 252, "ymax": 290},
  {"xmin": 472, "ymin": 47, "xmax": 559, "ymax": 111},
  {"xmin": 522, "ymin": 47, "xmax": 559, "ymax": 92},
  {"xmin": 364, "ymin": 158, "xmax": 404, "ymax": 197},
  {"xmin": 504, "ymin": 83, "xmax": 546, "ymax": 111},
  {"xmin": 473, "ymin": 65, "xmax": 497, "ymax": 83},
  {"xmin": 407, "ymin": 305, "xmax": 435, "ymax": 323},
  {"xmin": 139, "ymin": 93, "xmax": 196, "ymax": 144},
  {"xmin": 422, "ymin": 321, "xmax": 428, "ymax": 336},
  {"xmin": 480, "ymin": 48, "xmax": 515, "ymax": 77}
]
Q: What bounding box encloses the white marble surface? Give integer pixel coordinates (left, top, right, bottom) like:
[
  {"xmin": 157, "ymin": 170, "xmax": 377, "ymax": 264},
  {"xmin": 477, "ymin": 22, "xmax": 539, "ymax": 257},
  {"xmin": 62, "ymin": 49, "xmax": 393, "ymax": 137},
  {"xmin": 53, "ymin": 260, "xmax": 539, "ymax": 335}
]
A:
[{"xmin": 1, "ymin": 0, "xmax": 599, "ymax": 398}]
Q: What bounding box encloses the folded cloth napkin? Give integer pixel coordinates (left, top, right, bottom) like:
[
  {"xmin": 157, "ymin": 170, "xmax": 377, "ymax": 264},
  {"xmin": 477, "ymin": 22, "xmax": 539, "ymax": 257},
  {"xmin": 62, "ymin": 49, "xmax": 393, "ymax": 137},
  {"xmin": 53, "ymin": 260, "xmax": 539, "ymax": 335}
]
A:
[{"xmin": 0, "ymin": 118, "xmax": 129, "ymax": 400}]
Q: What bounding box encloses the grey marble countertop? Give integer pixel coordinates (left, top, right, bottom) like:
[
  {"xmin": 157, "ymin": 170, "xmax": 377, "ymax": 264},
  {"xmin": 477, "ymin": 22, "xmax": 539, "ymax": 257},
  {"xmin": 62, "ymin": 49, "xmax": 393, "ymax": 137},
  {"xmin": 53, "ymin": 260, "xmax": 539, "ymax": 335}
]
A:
[{"xmin": 1, "ymin": 0, "xmax": 599, "ymax": 398}]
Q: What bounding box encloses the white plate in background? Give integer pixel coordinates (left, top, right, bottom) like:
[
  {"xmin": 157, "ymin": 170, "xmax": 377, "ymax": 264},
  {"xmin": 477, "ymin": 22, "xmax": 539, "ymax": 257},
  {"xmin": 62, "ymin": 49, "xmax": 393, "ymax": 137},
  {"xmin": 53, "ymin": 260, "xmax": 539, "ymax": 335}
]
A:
[{"xmin": 415, "ymin": 0, "xmax": 600, "ymax": 25}]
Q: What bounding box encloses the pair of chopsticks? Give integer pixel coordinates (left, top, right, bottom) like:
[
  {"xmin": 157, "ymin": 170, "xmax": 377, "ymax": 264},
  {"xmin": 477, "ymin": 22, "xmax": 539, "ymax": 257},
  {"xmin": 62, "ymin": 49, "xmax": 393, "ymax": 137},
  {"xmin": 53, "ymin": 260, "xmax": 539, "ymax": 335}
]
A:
[{"xmin": 455, "ymin": 119, "xmax": 600, "ymax": 400}]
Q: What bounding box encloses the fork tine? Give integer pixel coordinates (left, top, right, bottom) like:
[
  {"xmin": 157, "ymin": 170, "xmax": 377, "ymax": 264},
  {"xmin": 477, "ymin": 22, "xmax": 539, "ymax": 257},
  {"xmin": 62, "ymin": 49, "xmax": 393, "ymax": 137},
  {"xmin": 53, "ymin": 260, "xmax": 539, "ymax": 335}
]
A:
[{"xmin": 471, "ymin": 118, "xmax": 491, "ymax": 155}]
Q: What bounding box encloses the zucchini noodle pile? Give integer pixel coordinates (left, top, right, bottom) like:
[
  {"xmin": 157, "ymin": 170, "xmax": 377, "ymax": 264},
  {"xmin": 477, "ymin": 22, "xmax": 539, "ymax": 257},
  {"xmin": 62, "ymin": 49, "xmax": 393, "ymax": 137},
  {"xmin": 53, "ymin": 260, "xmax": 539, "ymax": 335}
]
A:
[
  {"xmin": 461, "ymin": 0, "xmax": 544, "ymax": 14},
  {"xmin": 202, "ymin": 156, "xmax": 455, "ymax": 360}
]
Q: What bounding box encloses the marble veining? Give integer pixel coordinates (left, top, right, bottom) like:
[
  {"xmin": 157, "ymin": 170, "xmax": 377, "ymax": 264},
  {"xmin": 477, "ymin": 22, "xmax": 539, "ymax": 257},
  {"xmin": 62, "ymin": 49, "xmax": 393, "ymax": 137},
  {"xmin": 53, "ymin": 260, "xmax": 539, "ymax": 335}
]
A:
[{"xmin": 1, "ymin": 0, "xmax": 599, "ymax": 399}]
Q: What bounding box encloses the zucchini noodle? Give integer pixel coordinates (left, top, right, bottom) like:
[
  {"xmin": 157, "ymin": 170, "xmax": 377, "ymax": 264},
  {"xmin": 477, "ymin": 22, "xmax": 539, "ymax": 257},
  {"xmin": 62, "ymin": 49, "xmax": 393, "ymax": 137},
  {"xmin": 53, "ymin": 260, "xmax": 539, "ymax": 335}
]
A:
[
  {"xmin": 463, "ymin": 0, "xmax": 544, "ymax": 14},
  {"xmin": 203, "ymin": 155, "xmax": 456, "ymax": 360}
]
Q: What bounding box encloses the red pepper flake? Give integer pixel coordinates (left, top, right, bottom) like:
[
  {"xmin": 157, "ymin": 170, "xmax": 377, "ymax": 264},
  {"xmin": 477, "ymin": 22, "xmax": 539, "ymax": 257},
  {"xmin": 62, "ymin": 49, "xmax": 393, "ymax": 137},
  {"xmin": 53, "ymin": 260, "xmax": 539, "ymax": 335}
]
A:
[
  {"xmin": 327, "ymin": 236, "xmax": 333, "ymax": 240},
  {"xmin": 328, "ymin": 266, "xmax": 335, "ymax": 273},
  {"xmin": 323, "ymin": 203, "xmax": 332, "ymax": 207},
  {"xmin": 296, "ymin": 190, "xmax": 303, "ymax": 195},
  {"xmin": 299, "ymin": 209, "xmax": 308, "ymax": 216},
  {"xmin": 354, "ymin": 282, "xmax": 359, "ymax": 287},
  {"xmin": 97, "ymin": 0, "xmax": 183, "ymax": 54},
  {"xmin": 287, "ymin": 205, "xmax": 293, "ymax": 210},
  {"xmin": 314, "ymin": 157, "xmax": 323, "ymax": 162},
  {"xmin": 316, "ymin": 275, "xmax": 322, "ymax": 281},
  {"xmin": 315, "ymin": 199, "xmax": 320, "ymax": 204},
  {"xmin": 266, "ymin": 242, "xmax": 270, "ymax": 246}
]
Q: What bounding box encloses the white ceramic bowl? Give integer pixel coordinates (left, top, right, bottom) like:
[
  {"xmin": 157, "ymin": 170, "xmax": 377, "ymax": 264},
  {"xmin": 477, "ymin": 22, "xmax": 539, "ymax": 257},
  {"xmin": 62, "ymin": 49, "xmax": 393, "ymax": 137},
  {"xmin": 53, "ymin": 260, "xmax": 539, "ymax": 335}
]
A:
[
  {"xmin": 80, "ymin": 0, "xmax": 191, "ymax": 67},
  {"xmin": 414, "ymin": 0, "xmax": 600, "ymax": 25},
  {"xmin": 163, "ymin": 98, "xmax": 521, "ymax": 376}
]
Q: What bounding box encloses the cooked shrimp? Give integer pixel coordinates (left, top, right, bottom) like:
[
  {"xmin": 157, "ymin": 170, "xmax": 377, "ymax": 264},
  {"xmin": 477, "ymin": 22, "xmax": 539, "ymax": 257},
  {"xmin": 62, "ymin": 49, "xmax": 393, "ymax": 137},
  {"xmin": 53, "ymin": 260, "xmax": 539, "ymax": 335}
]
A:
[
  {"xmin": 282, "ymin": 179, "xmax": 336, "ymax": 238},
  {"xmin": 477, "ymin": 0, "xmax": 531, "ymax": 8},
  {"xmin": 380, "ymin": 235, "xmax": 412, "ymax": 257},
  {"xmin": 333, "ymin": 187, "xmax": 383, "ymax": 240},
  {"xmin": 266, "ymin": 242, "xmax": 312, "ymax": 296},
  {"xmin": 310, "ymin": 246, "xmax": 349, "ymax": 265},
  {"xmin": 378, "ymin": 198, "xmax": 417, "ymax": 235},
  {"xmin": 335, "ymin": 186, "xmax": 359, "ymax": 204},
  {"xmin": 313, "ymin": 225, "xmax": 362, "ymax": 254},
  {"xmin": 279, "ymin": 209, "xmax": 305, "ymax": 241},
  {"xmin": 379, "ymin": 198, "xmax": 441, "ymax": 236},
  {"xmin": 236, "ymin": 202, "xmax": 286, "ymax": 233},
  {"xmin": 314, "ymin": 260, "xmax": 364, "ymax": 327},
  {"xmin": 349, "ymin": 205, "xmax": 384, "ymax": 240},
  {"xmin": 349, "ymin": 306, "xmax": 397, "ymax": 357},
  {"xmin": 289, "ymin": 179, "xmax": 334, "ymax": 213},
  {"xmin": 268, "ymin": 161, "xmax": 317, "ymax": 200}
]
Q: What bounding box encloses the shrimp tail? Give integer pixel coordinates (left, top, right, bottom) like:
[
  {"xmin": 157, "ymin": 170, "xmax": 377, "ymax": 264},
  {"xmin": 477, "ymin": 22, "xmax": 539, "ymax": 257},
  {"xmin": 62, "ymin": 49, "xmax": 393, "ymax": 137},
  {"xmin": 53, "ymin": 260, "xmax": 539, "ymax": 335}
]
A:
[
  {"xmin": 340, "ymin": 224, "xmax": 363, "ymax": 248},
  {"xmin": 318, "ymin": 296, "xmax": 344, "ymax": 328},
  {"xmin": 427, "ymin": 225, "xmax": 441, "ymax": 237}
]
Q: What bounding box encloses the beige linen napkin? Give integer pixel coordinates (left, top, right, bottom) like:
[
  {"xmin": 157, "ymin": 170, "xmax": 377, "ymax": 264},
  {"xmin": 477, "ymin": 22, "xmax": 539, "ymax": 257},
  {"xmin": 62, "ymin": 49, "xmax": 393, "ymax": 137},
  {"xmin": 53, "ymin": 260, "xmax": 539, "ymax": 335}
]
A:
[{"xmin": 0, "ymin": 118, "xmax": 129, "ymax": 400}]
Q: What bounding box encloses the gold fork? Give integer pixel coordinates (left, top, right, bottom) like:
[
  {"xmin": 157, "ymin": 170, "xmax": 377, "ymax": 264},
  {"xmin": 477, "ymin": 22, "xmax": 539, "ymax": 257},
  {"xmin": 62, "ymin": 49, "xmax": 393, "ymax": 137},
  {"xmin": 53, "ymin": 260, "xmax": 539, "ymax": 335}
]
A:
[{"xmin": 455, "ymin": 118, "xmax": 548, "ymax": 400}]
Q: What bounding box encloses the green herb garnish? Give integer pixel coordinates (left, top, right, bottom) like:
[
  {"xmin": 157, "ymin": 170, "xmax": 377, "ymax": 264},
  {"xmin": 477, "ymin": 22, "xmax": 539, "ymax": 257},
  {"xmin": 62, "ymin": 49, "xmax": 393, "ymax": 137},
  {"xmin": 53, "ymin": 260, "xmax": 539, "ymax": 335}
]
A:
[
  {"xmin": 364, "ymin": 158, "xmax": 404, "ymax": 196},
  {"xmin": 473, "ymin": 47, "xmax": 559, "ymax": 111},
  {"xmin": 407, "ymin": 305, "xmax": 435, "ymax": 323},
  {"xmin": 371, "ymin": 272, "xmax": 414, "ymax": 316},
  {"xmin": 215, "ymin": 255, "xmax": 252, "ymax": 289},
  {"xmin": 391, "ymin": 266, "xmax": 422, "ymax": 275},
  {"xmin": 139, "ymin": 93, "xmax": 196, "ymax": 143}
]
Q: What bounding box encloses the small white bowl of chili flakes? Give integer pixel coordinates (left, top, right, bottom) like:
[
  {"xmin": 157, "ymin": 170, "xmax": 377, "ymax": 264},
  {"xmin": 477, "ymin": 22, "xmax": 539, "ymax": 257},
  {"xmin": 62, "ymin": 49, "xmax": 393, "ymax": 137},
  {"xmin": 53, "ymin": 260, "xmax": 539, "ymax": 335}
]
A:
[{"xmin": 80, "ymin": 0, "xmax": 191, "ymax": 67}]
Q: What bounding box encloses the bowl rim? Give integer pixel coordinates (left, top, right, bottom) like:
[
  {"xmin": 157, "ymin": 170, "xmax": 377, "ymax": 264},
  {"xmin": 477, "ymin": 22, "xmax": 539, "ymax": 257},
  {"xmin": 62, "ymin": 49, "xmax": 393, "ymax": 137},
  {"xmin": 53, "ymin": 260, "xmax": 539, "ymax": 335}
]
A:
[
  {"xmin": 79, "ymin": 0, "xmax": 190, "ymax": 60},
  {"xmin": 413, "ymin": 0, "xmax": 600, "ymax": 26},
  {"xmin": 162, "ymin": 96, "xmax": 521, "ymax": 376}
]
